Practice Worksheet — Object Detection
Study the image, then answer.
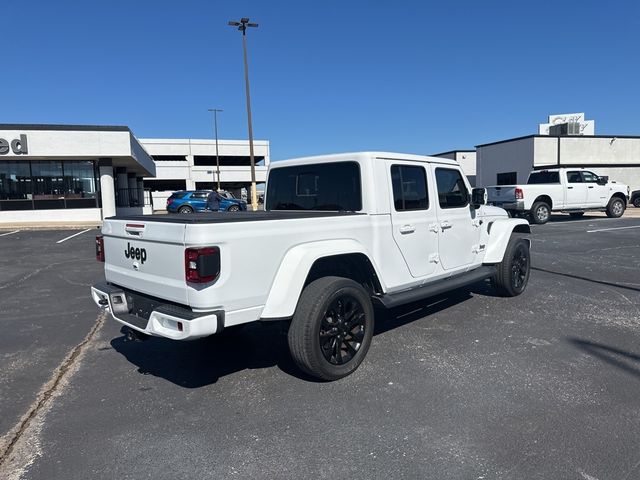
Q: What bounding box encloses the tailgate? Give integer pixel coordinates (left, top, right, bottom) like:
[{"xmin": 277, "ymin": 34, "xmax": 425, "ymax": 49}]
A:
[
  {"xmin": 487, "ymin": 186, "xmax": 517, "ymax": 203},
  {"xmin": 102, "ymin": 219, "xmax": 188, "ymax": 304}
]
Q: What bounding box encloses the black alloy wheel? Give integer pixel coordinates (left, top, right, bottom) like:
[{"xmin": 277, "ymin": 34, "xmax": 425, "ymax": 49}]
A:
[
  {"xmin": 319, "ymin": 295, "xmax": 366, "ymax": 365},
  {"xmin": 288, "ymin": 276, "xmax": 374, "ymax": 381},
  {"xmin": 493, "ymin": 236, "xmax": 531, "ymax": 297},
  {"xmin": 510, "ymin": 242, "xmax": 529, "ymax": 292}
]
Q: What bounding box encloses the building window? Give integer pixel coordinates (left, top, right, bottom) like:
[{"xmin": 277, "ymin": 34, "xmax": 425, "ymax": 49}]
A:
[
  {"xmin": 496, "ymin": 172, "xmax": 517, "ymax": 185},
  {"xmin": 0, "ymin": 160, "xmax": 99, "ymax": 211},
  {"xmin": 194, "ymin": 155, "xmax": 265, "ymax": 167},
  {"xmin": 144, "ymin": 179, "xmax": 187, "ymax": 192},
  {"xmin": 152, "ymin": 155, "xmax": 187, "ymax": 161},
  {"xmin": 391, "ymin": 165, "xmax": 429, "ymax": 211}
]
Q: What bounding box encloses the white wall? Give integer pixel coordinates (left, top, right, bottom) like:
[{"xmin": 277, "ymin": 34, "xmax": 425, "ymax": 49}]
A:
[
  {"xmin": 0, "ymin": 208, "xmax": 101, "ymax": 224},
  {"xmin": 140, "ymin": 138, "xmax": 270, "ymax": 190},
  {"xmin": 476, "ymin": 137, "xmax": 535, "ymax": 186},
  {"xmin": 478, "ymin": 135, "xmax": 640, "ymax": 191}
]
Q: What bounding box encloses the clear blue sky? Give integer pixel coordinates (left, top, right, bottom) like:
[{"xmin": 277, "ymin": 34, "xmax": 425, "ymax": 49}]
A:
[{"xmin": 2, "ymin": 0, "xmax": 639, "ymax": 159}]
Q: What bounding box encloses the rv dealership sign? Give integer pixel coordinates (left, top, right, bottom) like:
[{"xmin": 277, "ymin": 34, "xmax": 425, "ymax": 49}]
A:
[{"xmin": 0, "ymin": 134, "xmax": 28, "ymax": 155}]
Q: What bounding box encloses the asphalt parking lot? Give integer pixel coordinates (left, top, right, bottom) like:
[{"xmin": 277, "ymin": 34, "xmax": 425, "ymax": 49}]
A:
[{"xmin": 1, "ymin": 214, "xmax": 639, "ymax": 479}]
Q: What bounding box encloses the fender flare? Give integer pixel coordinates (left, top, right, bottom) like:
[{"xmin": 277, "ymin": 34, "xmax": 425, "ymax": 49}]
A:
[
  {"xmin": 483, "ymin": 218, "xmax": 531, "ymax": 264},
  {"xmin": 260, "ymin": 239, "xmax": 383, "ymax": 319}
]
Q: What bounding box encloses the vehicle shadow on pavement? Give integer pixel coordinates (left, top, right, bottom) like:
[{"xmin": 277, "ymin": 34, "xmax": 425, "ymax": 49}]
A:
[
  {"xmin": 110, "ymin": 323, "xmax": 294, "ymax": 387},
  {"xmin": 567, "ymin": 338, "xmax": 640, "ymax": 379},
  {"xmin": 109, "ymin": 283, "xmax": 487, "ymax": 386}
]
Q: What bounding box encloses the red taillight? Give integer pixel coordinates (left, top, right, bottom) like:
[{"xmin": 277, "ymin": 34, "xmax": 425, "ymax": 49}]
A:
[
  {"xmin": 96, "ymin": 235, "xmax": 105, "ymax": 262},
  {"xmin": 515, "ymin": 187, "xmax": 524, "ymax": 200},
  {"xmin": 185, "ymin": 247, "xmax": 220, "ymax": 283},
  {"xmin": 167, "ymin": 198, "xmax": 174, "ymax": 206}
]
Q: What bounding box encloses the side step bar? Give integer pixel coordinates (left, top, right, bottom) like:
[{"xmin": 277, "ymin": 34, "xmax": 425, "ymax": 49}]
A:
[{"xmin": 373, "ymin": 265, "xmax": 497, "ymax": 309}]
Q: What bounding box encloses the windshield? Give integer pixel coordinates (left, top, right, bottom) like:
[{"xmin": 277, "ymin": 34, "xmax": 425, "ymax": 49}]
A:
[
  {"xmin": 527, "ymin": 171, "xmax": 560, "ymax": 184},
  {"xmin": 265, "ymin": 161, "xmax": 362, "ymax": 211}
]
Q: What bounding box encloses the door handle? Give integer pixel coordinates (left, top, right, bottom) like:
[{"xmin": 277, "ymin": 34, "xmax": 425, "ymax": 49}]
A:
[
  {"xmin": 399, "ymin": 225, "xmax": 415, "ymax": 234},
  {"xmin": 440, "ymin": 221, "xmax": 452, "ymax": 230},
  {"xmin": 567, "ymin": 186, "xmax": 574, "ymax": 189},
  {"xmin": 588, "ymin": 186, "xmax": 594, "ymax": 189}
]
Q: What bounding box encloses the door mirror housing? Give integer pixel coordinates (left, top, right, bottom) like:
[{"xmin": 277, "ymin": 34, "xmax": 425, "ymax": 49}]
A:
[
  {"xmin": 471, "ymin": 188, "xmax": 487, "ymax": 208},
  {"xmin": 596, "ymin": 176, "xmax": 608, "ymax": 186}
]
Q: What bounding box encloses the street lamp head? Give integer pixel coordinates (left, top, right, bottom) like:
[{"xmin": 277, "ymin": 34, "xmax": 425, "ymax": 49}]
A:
[{"xmin": 228, "ymin": 18, "xmax": 258, "ymax": 33}]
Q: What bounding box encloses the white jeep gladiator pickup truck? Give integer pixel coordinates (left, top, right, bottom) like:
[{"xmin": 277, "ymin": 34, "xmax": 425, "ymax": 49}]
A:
[
  {"xmin": 486, "ymin": 168, "xmax": 629, "ymax": 224},
  {"xmin": 92, "ymin": 152, "xmax": 531, "ymax": 380}
]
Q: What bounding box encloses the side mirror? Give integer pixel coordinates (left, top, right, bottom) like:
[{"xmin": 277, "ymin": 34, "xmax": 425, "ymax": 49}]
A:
[
  {"xmin": 597, "ymin": 176, "xmax": 608, "ymax": 186},
  {"xmin": 471, "ymin": 187, "xmax": 487, "ymax": 208}
]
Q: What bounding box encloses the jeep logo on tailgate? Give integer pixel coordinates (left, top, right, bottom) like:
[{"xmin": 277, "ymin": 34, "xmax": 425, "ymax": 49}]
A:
[{"xmin": 124, "ymin": 242, "xmax": 147, "ymax": 264}]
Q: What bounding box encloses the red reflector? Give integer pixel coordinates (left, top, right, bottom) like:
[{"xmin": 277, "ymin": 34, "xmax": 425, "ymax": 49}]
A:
[
  {"xmin": 125, "ymin": 223, "xmax": 145, "ymax": 229},
  {"xmin": 185, "ymin": 246, "xmax": 220, "ymax": 283},
  {"xmin": 177, "ymin": 322, "xmax": 183, "ymax": 332},
  {"xmin": 515, "ymin": 187, "xmax": 524, "ymax": 200},
  {"xmin": 96, "ymin": 235, "xmax": 105, "ymax": 262}
]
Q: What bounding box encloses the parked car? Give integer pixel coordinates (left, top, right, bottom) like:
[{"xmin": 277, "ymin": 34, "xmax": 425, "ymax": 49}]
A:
[
  {"xmin": 486, "ymin": 168, "xmax": 629, "ymax": 224},
  {"xmin": 166, "ymin": 190, "xmax": 247, "ymax": 213},
  {"xmin": 631, "ymin": 190, "xmax": 640, "ymax": 208},
  {"xmin": 93, "ymin": 152, "xmax": 530, "ymax": 381}
]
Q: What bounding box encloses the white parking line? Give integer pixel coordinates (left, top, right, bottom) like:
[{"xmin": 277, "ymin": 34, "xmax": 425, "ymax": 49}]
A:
[
  {"xmin": 0, "ymin": 230, "xmax": 20, "ymax": 237},
  {"xmin": 587, "ymin": 225, "xmax": 640, "ymax": 233},
  {"xmin": 56, "ymin": 229, "xmax": 92, "ymax": 244}
]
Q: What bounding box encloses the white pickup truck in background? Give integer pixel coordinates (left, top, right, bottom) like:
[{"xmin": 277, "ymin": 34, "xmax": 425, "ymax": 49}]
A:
[
  {"xmin": 92, "ymin": 152, "xmax": 531, "ymax": 380},
  {"xmin": 486, "ymin": 168, "xmax": 629, "ymax": 224}
]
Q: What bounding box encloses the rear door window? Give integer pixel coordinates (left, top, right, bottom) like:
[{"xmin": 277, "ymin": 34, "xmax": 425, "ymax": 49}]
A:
[
  {"xmin": 435, "ymin": 168, "xmax": 469, "ymax": 209},
  {"xmin": 391, "ymin": 165, "xmax": 429, "ymax": 211}
]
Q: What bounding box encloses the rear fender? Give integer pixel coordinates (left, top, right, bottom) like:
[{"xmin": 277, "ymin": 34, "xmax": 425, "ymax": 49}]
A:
[
  {"xmin": 483, "ymin": 219, "xmax": 531, "ymax": 264},
  {"xmin": 261, "ymin": 239, "xmax": 383, "ymax": 319}
]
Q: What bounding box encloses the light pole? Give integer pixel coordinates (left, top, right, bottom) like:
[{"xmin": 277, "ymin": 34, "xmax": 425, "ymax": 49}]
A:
[
  {"xmin": 207, "ymin": 108, "xmax": 223, "ymax": 191},
  {"xmin": 228, "ymin": 17, "xmax": 259, "ymax": 211}
]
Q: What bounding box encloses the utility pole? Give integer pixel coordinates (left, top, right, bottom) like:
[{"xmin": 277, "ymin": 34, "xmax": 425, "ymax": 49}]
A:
[
  {"xmin": 228, "ymin": 17, "xmax": 259, "ymax": 211},
  {"xmin": 207, "ymin": 108, "xmax": 223, "ymax": 191}
]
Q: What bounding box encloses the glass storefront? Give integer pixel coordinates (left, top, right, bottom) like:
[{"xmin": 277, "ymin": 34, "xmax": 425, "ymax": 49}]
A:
[{"xmin": 0, "ymin": 160, "xmax": 99, "ymax": 210}]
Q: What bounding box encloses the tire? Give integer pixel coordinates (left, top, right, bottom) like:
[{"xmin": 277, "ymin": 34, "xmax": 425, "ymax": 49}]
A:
[
  {"xmin": 493, "ymin": 236, "xmax": 531, "ymax": 297},
  {"xmin": 227, "ymin": 205, "xmax": 240, "ymax": 212},
  {"xmin": 605, "ymin": 197, "xmax": 625, "ymax": 218},
  {"xmin": 569, "ymin": 212, "xmax": 584, "ymax": 218},
  {"xmin": 633, "ymin": 197, "xmax": 640, "ymax": 208},
  {"xmin": 288, "ymin": 276, "xmax": 374, "ymax": 381},
  {"xmin": 530, "ymin": 201, "xmax": 551, "ymax": 224},
  {"xmin": 178, "ymin": 205, "xmax": 193, "ymax": 214}
]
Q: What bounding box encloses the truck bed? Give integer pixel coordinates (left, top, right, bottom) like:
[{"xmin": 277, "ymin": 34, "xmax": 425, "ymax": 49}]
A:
[{"xmin": 110, "ymin": 211, "xmax": 364, "ymax": 224}]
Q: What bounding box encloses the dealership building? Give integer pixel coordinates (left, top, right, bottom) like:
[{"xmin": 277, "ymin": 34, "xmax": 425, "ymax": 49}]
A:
[
  {"xmin": 139, "ymin": 137, "xmax": 270, "ymax": 210},
  {"xmin": 0, "ymin": 124, "xmax": 156, "ymax": 224},
  {"xmin": 0, "ymin": 124, "xmax": 270, "ymax": 225},
  {"xmin": 475, "ymin": 113, "xmax": 640, "ymax": 191}
]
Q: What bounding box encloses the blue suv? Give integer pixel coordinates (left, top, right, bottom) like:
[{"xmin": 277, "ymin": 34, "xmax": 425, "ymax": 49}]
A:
[{"xmin": 166, "ymin": 190, "xmax": 247, "ymax": 213}]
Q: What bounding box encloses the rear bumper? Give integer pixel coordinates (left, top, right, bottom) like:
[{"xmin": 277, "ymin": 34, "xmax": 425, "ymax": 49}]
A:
[
  {"xmin": 489, "ymin": 200, "xmax": 525, "ymax": 211},
  {"xmin": 91, "ymin": 282, "xmax": 224, "ymax": 340}
]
